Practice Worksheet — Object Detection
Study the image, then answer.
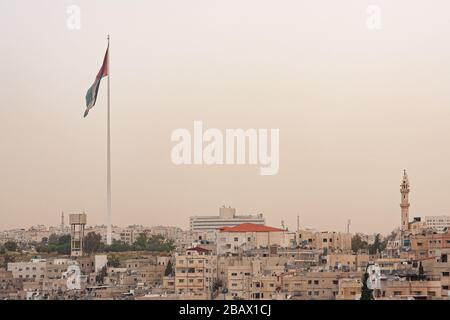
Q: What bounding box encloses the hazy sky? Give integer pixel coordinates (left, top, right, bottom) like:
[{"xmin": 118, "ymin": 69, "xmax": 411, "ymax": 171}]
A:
[{"xmin": 2, "ymin": 0, "xmax": 450, "ymax": 234}]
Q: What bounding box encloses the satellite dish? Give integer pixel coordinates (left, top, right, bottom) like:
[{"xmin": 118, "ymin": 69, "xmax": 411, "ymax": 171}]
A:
[{"xmin": 222, "ymin": 288, "xmax": 228, "ymax": 294}]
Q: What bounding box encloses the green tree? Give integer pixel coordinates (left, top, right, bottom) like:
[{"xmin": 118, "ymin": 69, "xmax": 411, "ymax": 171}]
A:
[
  {"xmin": 1, "ymin": 253, "xmax": 15, "ymax": 268},
  {"xmin": 4, "ymin": 241, "xmax": 17, "ymax": 252},
  {"xmin": 107, "ymin": 255, "xmax": 121, "ymax": 268},
  {"xmin": 134, "ymin": 234, "xmax": 148, "ymax": 250},
  {"xmin": 96, "ymin": 265, "xmax": 108, "ymax": 284},
  {"xmin": 386, "ymin": 230, "xmax": 398, "ymax": 241},
  {"xmin": 351, "ymin": 234, "xmax": 369, "ymax": 253},
  {"xmin": 212, "ymin": 278, "xmax": 223, "ymax": 292},
  {"xmin": 164, "ymin": 260, "xmax": 174, "ymax": 276},
  {"xmin": 48, "ymin": 234, "xmax": 60, "ymax": 245},
  {"xmin": 84, "ymin": 232, "xmax": 102, "ymax": 254},
  {"xmin": 419, "ymin": 261, "xmax": 424, "ymax": 276},
  {"xmin": 58, "ymin": 234, "xmax": 71, "ymax": 245},
  {"xmin": 105, "ymin": 241, "xmax": 133, "ymax": 252},
  {"xmin": 56, "ymin": 242, "xmax": 70, "ymax": 255},
  {"xmin": 360, "ymin": 268, "xmax": 374, "ymax": 300}
]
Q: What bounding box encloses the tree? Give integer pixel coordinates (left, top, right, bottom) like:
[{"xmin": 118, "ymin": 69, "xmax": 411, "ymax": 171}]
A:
[
  {"xmin": 351, "ymin": 234, "xmax": 369, "ymax": 253},
  {"xmin": 84, "ymin": 232, "xmax": 102, "ymax": 254},
  {"xmin": 103, "ymin": 241, "xmax": 133, "ymax": 252},
  {"xmin": 107, "ymin": 255, "xmax": 120, "ymax": 268},
  {"xmin": 48, "ymin": 234, "xmax": 60, "ymax": 245},
  {"xmin": 1, "ymin": 253, "xmax": 15, "ymax": 268},
  {"xmin": 360, "ymin": 268, "xmax": 374, "ymax": 300},
  {"xmin": 419, "ymin": 261, "xmax": 424, "ymax": 276},
  {"xmin": 56, "ymin": 242, "xmax": 70, "ymax": 255},
  {"xmin": 212, "ymin": 278, "xmax": 223, "ymax": 292},
  {"xmin": 58, "ymin": 234, "xmax": 71, "ymax": 245},
  {"xmin": 4, "ymin": 241, "xmax": 17, "ymax": 252},
  {"xmin": 164, "ymin": 260, "xmax": 174, "ymax": 276},
  {"xmin": 134, "ymin": 234, "xmax": 148, "ymax": 251},
  {"xmin": 96, "ymin": 265, "xmax": 107, "ymax": 284}
]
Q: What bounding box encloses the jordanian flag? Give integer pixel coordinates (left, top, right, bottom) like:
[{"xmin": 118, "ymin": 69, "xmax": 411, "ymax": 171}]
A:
[{"xmin": 84, "ymin": 46, "xmax": 109, "ymax": 118}]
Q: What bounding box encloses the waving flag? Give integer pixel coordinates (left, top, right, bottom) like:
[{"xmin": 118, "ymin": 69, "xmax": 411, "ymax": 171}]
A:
[{"xmin": 84, "ymin": 46, "xmax": 109, "ymax": 118}]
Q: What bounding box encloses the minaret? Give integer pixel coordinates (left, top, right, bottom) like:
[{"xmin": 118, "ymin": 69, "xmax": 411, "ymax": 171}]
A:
[{"xmin": 400, "ymin": 170, "xmax": 410, "ymax": 232}]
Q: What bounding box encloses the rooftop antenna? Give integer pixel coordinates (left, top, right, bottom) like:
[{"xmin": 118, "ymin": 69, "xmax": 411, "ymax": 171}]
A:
[
  {"xmin": 347, "ymin": 219, "xmax": 351, "ymax": 233},
  {"xmin": 297, "ymin": 214, "xmax": 300, "ymax": 231},
  {"xmin": 281, "ymin": 220, "xmax": 285, "ymax": 230}
]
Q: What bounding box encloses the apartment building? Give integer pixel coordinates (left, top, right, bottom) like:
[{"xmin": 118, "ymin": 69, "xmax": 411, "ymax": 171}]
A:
[
  {"xmin": 377, "ymin": 278, "xmax": 442, "ymax": 299},
  {"xmin": 410, "ymin": 231, "xmax": 450, "ymax": 258},
  {"xmin": 326, "ymin": 253, "xmax": 371, "ymax": 271},
  {"xmin": 190, "ymin": 206, "xmax": 265, "ymax": 232},
  {"xmin": 336, "ymin": 278, "xmax": 362, "ymax": 300},
  {"xmin": 241, "ymin": 271, "xmax": 362, "ymax": 300},
  {"xmin": 0, "ymin": 268, "xmax": 23, "ymax": 298},
  {"xmin": 297, "ymin": 229, "xmax": 352, "ymax": 252},
  {"xmin": 422, "ymin": 249, "xmax": 450, "ymax": 297},
  {"xmin": 175, "ymin": 247, "xmax": 217, "ymax": 299},
  {"xmin": 7, "ymin": 259, "xmax": 47, "ymax": 282},
  {"xmin": 426, "ymin": 216, "xmax": 450, "ymax": 233},
  {"xmin": 151, "ymin": 226, "xmax": 181, "ymax": 240},
  {"xmin": 45, "ymin": 258, "xmax": 72, "ymax": 280},
  {"xmin": 217, "ymin": 223, "xmax": 288, "ymax": 255}
]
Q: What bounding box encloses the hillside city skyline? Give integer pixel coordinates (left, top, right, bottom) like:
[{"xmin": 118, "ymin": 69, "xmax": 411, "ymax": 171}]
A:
[
  {"xmin": 3, "ymin": 2, "xmax": 450, "ymax": 236},
  {"xmin": 1, "ymin": 169, "xmax": 446, "ymax": 235}
]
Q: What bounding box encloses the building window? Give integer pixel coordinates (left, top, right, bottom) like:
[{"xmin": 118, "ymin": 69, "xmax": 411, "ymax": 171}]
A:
[{"xmin": 234, "ymin": 237, "xmax": 239, "ymax": 242}]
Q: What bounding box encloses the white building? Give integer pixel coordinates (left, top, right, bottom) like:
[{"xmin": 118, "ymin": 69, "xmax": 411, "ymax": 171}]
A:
[
  {"xmin": 425, "ymin": 216, "xmax": 450, "ymax": 233},
  {"xmin": 8, "ymin": 259, "xmax": 47, "ymax": 281},
  {"xmin": 216, "ymin": 223, "xmax": 288, "ymax": 255},
  {"xmin": 190, "ymin": 206, "xmax": 265, "ymax": 232}
]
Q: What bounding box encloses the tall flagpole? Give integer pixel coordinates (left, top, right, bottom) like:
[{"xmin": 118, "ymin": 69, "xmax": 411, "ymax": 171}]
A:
[{"xmin": 106, "ymin": 34, "xmax": 112, "ymax": 245}]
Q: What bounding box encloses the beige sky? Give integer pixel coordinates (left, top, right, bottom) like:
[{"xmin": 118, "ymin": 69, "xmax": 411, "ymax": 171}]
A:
[{"xmin": 1, "ymin": 0, "xmax": 450, "ymax": 234}]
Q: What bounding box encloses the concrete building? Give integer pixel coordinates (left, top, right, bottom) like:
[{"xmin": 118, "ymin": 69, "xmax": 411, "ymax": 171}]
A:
[
  {"xmin": 336, "ymin": 278, "xmax": 362, "ymax": 300},
  {"xmin": 125, "ymin": 258, "xmax": 165, "ymax": 287},
  {"xmin": 7, "ymin": 259, "xmax": 47, "ymax": 282},
  {"xmin": 216, "ymin": 223, "xmax": 288, "ymax": 255},
  {"xmin": 409, "ymin": 217, "xmax": 427, "ymax": 235},
  {"xmin": 236, "ymin": 271, "xmax": 362, "ymax": 300},
  {"xmin": 422, "ymin": 249, "xmax": 450, "ymax": 298},
  {"xmin": 175, "ymin": 247, "xmax": 217, "ymax": 299},
  {"xmin": 0, "ymin": 268, "xmax": 23, "ymax": 299},
  {"xmin": 296, "ymin": 230, "xmax": 352, "ymax": 252},
  {"xmin": 151, "ymin": 226, "xmax": 181, "ymax": 240},
  {"xmin": 426, "ymin": 216, "xmax": 450, "ymax": 233},
  {"xmin": 326, "ymin": 253, "xmax": 370, "ymax": 271},
  {"xmin": 410, "ymin": 231, "xmax": 450, "ymax": 258},
  {"xmin": 189, "ymin": 206, "xmax": 265, "ymax": 232},
  {"xmin": 377, "ymin": 278, "xmax": 442, "ymax": 299}
]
